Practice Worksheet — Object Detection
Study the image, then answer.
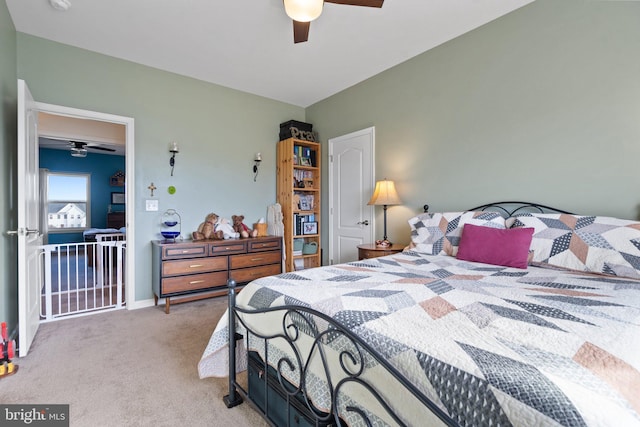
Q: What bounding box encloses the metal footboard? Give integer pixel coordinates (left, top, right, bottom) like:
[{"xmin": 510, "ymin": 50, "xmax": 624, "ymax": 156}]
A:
[{"xmin": 224, "ymin": 279, "xmax": 457, "ymax": 427}]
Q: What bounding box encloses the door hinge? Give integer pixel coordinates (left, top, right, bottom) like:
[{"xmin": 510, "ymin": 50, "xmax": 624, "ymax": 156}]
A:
[{"xmin": 329, "ymin": 155, "xmax": 333, "ymax": 163}]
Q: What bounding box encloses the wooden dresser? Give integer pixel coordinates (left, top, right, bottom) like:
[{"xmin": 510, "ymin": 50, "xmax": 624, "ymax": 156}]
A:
[
  {"xmin": 151, "ymin": 236, "xmax": 282, "ymax": 313},
  {"xmin": 107, "ymin": 211, "xmax": 126, "ymax": 228}
]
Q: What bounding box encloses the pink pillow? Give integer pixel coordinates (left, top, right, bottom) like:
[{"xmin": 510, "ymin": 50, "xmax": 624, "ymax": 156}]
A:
[{"xmin": 456, "ymin": 224, "xmax": 534, "ymax": 269}]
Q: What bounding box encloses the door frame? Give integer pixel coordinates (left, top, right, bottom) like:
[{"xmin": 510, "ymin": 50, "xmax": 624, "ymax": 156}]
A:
[
  {"xmin": 328, "ymin": 127, "xmax": 375, "ymax": 264},
  {"xmin": 35, "ymin": 101, "xmax": 136, "ymax": 309}
]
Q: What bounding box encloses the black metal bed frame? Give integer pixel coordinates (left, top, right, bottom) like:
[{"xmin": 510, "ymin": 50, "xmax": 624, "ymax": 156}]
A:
[
  {"xmin": 223, "ymin": 201, "xmax": 571, "ymax": 426},
  {"xmin": 224, "ymin": 279, "xmax": 456, "ymax": 426}
]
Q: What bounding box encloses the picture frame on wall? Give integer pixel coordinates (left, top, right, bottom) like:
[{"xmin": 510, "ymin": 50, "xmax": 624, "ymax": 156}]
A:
[
  {"xmin": 111, "ymin": 192, "xmax": 125, "ymax": 205},
  {"xmin": 303, "ymin": 221, "xmax": 318, "ymax": 235}
]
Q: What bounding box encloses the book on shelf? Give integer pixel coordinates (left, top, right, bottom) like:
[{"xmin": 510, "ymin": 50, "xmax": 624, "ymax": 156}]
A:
[
  {"xmin": 293, "ymin": 145, "xmax": 316, "ymax": 167},
  {"xmin": 293, "ymin": 213, "xmax": 318, "ymax": 236}
]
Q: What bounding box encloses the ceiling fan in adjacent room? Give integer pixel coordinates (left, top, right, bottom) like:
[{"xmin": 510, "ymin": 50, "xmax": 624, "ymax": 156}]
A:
[
  {"xmin": 68, "ymin": 140, "xmax": 116, "ymax": 158},
  {"xmin": 39, "ymin": 136, "xmax": 124, "ymax": 157},
  {"xmin": 284, "ymin": 0, "xmax": 384, "ymax": 43}
]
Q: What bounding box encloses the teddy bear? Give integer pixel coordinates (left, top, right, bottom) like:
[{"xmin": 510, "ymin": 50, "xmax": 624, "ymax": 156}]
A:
[
  {"xmin": 214, "ymin": 216, "xmax": 239, "ymax": 240},
  {"xmin": 192, "ymin": 213, "xmax": 224, "ymax": 241},
  {"xmin": 232, "ymin": 215, "xmax": 258, "ymax": 238}
]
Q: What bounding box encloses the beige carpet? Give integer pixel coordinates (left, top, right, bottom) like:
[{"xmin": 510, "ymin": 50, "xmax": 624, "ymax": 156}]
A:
[{"xmin": 0, "ymin": 298, "xmax": 268, "ymax": 427}]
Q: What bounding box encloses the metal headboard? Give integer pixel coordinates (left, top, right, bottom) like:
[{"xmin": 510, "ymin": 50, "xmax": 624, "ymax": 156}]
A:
[
  {"xmin": 468, "ymin": 201, "xmax": 573, "ymax": 217},
  {"xmin": 423, "ymin": 201, "xmax": 573, "ymax": 217}
]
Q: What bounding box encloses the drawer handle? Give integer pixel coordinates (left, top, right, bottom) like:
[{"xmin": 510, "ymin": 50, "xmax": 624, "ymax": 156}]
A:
[
  {"xmin": 189, "ymin": 264, "xmax": 203, "ymax": 268},
  {"xmin": 251, "ymin": 257, "xmax": 263, "ymax": 262},
  {"xmin": 182, "ymin": 250, "xmax": 189, "ymax": 253},
  {"xmin": 189, "ymin": 280, "xmax": 205, "ymax": 285}
]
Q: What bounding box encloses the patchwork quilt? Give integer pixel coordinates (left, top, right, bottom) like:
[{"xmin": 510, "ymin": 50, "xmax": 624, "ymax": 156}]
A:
[{"xmin": 199, "ymin": 251, "xmax": 640, "ymax": 427}]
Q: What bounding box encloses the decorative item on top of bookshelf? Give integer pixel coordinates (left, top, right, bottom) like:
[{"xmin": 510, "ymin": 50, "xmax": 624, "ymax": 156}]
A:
[
  {"xmin": 279, "ymin": 120, "xmax": 315, "ymax": 142},
  {"xmin": 303, "ymin": 222, "xmax": 318, "ymax": 235}
]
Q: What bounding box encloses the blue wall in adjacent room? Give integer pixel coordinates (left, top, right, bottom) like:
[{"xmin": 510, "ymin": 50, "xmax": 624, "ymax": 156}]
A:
[{"xmin": 39, "ymin": 148, "xmax": 125, "ymax": 244}]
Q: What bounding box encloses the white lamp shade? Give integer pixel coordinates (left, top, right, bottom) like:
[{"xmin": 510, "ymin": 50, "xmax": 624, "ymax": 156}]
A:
[
  {"xmin": 367, "ymin": 180, "xmax": 401, "ymax": 206},
  {"xmin": 284, "ymin": 0, "xmax": 324, "ymax": 22}
]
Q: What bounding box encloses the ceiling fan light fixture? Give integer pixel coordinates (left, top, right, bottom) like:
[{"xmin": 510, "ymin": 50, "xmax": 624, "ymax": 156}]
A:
[
  {"xmin": 49, "ymin": 0, "xmax": 72, "ymax": 11},
  {"xmin": 71, "ymin": 147, "xmax": 87, "ymax": 158},
  {"xmin": 284, "ymin": 0, "xmax": 323, "ymax": 22}
]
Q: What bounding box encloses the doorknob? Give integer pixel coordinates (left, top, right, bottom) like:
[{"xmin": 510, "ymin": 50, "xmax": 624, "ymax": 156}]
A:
[
  {"xmin": 357, "ymin": 220, "xmax": 369, "ymax": 226},
  {"xmin": 5, "ymin": 228, "xmax": 39, "ymax": 236}
]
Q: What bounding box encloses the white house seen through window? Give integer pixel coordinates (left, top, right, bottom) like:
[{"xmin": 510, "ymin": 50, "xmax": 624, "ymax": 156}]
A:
[{"xmin": 46, "ymin": 172, "xmax": 90, "ymax": 231}]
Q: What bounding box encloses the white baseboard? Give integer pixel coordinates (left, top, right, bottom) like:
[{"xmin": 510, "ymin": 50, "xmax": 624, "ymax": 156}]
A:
[{"xmin": 126, "ymin": 298, "xmax": 157, "ymax": 310}]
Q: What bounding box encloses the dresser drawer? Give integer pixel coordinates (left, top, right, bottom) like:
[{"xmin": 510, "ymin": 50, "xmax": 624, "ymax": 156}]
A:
[
  {"xmin": 248, "ymin": 238, "xmax": 282, "ymax": 252},
  {"xmin": 230, "ymin": 251, "xmax": 282, "ymax": 269},
  {"xmin": 210, "ymin": 241, "xmax": 246, "ymax": 256},
  {"xmin": 163, "ymin": 243, "xmax": 209, "ymax": 259},
  {"xmin": 161, "ymin": 271, "xmax": 228, "ymax": 295},
  {"xmin": 230, "ymin": 264, "xmax": 281, "ymax": 284},
  {"xmin": 162, "ymin": 257, "xmax": 228, "ymax": 276}
]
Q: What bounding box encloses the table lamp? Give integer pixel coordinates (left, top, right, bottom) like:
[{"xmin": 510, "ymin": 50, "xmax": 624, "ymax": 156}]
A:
[{"xmin": 367, "ymin": 179, "xmax": 401, "ymax": 247}]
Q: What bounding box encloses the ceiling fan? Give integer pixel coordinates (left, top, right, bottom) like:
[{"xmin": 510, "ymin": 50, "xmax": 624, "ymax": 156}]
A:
[
  {"xmin": 284, "ymin": 0, "xmax": 384, "ymax": 43},
  {"xmin": 68, "ymin": 140, "xmax": 116, "ymax": 158}
]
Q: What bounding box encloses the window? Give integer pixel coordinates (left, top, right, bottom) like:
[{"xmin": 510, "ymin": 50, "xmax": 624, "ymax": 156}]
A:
[{"xmin": 46, "ymin": 172, "xmax": 91, "ymax": 232}]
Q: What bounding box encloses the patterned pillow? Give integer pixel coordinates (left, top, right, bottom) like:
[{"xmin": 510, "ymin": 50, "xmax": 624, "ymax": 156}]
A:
[
  {"xmin": 507, "ymin": 213, "xmax": 640, "ymax": 279},
  {"xmin": 408, "ymin": 211, "xmax": 506, "ymax": 256}
]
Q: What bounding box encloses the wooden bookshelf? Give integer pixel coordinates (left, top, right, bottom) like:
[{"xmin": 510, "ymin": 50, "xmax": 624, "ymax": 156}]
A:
[{"xmin": 277, "ymin": 138, "xmax": 321, "ymax": 272}]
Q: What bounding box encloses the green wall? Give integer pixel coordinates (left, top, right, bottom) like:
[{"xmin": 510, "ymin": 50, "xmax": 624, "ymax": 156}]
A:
[
  {"xmin": 3, "ymin": 0, "xmax": 640, "ymax": 322},
  {"xmin": 15, "ymin": 34, "xmax": 305, "ymax": 303},
  {"xmin": 307, "ymin": 0, "xmax": 640, "ymax": 248},
  {"xmin": 0, "ymin": 2, "xmax": 18, "ymax": 333}
]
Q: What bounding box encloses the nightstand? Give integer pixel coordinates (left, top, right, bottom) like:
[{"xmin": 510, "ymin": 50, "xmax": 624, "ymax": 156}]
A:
[{"xmin": 357, "ymin": 243, "xmax": 405, "ymax": 260}]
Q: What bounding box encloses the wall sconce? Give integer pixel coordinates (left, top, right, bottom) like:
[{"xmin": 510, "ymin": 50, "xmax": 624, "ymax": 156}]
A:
[
  {"xmin": 253, "ymin": 153, "xmax": 262, "ymax": 182},
  {"xmin": 367, "ymin": 179, "xmax": 402, "ymax": 247},
  {"xmin": 169, "ymin": 142, "xmax": 179, "ymax": 176}
]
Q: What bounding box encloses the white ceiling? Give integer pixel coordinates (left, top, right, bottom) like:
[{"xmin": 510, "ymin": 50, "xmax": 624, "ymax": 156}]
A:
[
  {"xmin": 38, "ymin": 112, "xmax": 126, "ymax": 155},
  {"xmin": 7, "ymin": 0, "xmax": 533, "ymax": 108}
]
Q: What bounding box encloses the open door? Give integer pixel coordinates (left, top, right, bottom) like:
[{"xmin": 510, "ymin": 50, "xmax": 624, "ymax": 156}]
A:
[{"xmin": 17, "ymin": 79, "xmax": 42, "ymax": 357}]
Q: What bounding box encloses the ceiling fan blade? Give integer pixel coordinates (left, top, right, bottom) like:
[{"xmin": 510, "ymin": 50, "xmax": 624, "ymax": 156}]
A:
[
  {"xmin": 325, "ymin": 0, "xmax": 383, "ymax": 7},
  {"xmin": 293, "ymin": 20, "xmax": 310, "ymax": 44},
  {"xmin": 87, "ymin": 145, "xmax": 116, "ymax": 152}
]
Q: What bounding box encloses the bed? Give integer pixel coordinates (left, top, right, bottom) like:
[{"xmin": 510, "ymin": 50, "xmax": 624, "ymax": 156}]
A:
[
  {"xmin": 83, "ymin": 227, "xmax": 126, "ymax": 267},
  {"xmin": 198, "ymin": 202, "xmax": 640, "ymax": 426}
]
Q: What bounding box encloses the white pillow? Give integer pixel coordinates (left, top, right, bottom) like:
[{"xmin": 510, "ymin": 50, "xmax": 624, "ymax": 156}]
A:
[{"xmin": 408, "ymin": 211, "xmax": 506, "ymax": 256}]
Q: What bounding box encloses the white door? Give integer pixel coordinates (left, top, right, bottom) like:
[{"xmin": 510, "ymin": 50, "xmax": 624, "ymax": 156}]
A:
[
  {"xmin": 328, "ymin": 127, "xmax": 375, "ymax": 264},
  {"xmin": 17, "ymin": 79, "xmax": 42, "ymax": 357}
]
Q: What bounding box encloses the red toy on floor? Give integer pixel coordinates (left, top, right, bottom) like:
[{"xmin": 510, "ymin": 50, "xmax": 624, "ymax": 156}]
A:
[{"xmin": 0, "ymin": 321, "xmax": 18, "ymax": 378}]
